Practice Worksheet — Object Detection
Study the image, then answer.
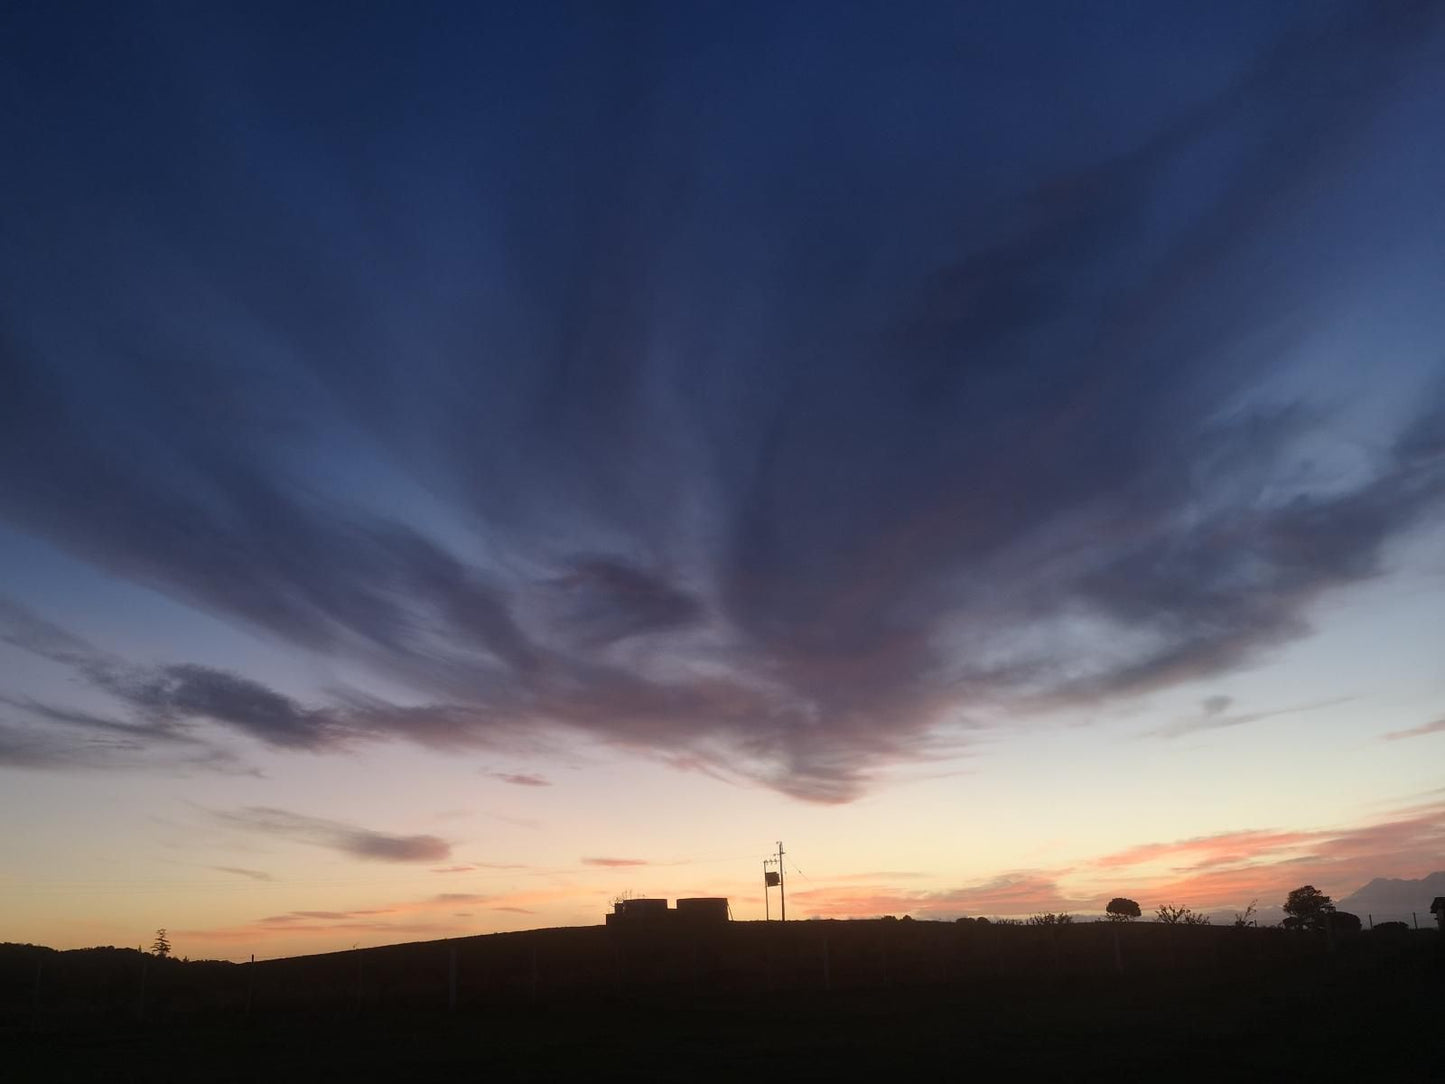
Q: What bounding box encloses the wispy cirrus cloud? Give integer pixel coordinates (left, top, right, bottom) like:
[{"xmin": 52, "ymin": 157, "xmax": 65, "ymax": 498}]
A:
[
  {"xmin": 1150, "ymin": 695, "xmax": 1355, "ymax": 739},
  {"xmin": 212, "ymin": 866, "xmax": 274, "ymax": 882}
]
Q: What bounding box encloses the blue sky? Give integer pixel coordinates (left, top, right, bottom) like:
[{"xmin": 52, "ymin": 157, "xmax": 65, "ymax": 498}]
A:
[{"xmin": 2, "ymin": 1, "xmax": 1443, "ymax": 957}]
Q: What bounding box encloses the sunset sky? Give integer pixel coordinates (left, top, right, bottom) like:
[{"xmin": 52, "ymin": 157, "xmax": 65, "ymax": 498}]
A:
[{"xmin": 3, "ymin": 1, "xmax": 1444, "ymax": 961}]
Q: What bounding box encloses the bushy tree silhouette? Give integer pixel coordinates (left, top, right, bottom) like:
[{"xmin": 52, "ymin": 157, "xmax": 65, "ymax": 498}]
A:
[
  {"xmin": 1027, "ymin": 912, "xmax": 1073, "ymax": 926},
  {"xmin": 150, "ymin": 929, "xmax": 171, "ymax": 958},
  {"xmin": 1105, "ymin": 897, "xmax": 1141, "ymax": 922},
  {"xmin": 1282, "ymin": 885, "xmax": 1334, "ymax": 931},
  {"xmin": 1156, "ymin": 904, "xmax": 1210, "ymax": 925}
]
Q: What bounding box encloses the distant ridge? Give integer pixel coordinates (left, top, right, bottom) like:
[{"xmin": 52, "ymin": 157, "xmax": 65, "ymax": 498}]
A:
[{"xmin": 1337, "ymin": 871, "xmax": 1445, "ymax": 916}]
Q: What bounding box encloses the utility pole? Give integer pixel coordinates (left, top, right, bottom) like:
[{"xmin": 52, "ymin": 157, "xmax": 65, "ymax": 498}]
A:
[
  {"xmin": 777, "ymin": 841, "xmax": 786, "ymax": 923},
  {"xmin": 763, "ymin": 859, "xmax": 771, "ymax": 921}
]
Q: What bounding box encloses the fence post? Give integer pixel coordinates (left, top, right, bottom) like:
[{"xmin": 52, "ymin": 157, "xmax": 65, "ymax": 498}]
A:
[
  {"xmin": 1367, "ymin": 914, "xmax": 1373, "ymax": 931},
  {"xmin": 1412, "ymin": 912, "xmax": 1418, "ymax": 930},
  {"xmin": 448, "ymin": 944, "xmax": 457, "ymax": 1014},
  {"xmin": 137, "ymin": 954, "xmax": 148, "ymax": 1022},
  {"xmin": 246, "ymin": 954, "xmax": 254, "ymax": 1018}
]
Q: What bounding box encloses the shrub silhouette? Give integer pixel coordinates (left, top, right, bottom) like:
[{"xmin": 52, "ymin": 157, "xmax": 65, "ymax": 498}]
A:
[
  {"xmin": 1105, "ymin": 898, "xmax": 1141, "ymax": 922},
  {"xmin": 1331, "ymin": 911, "xmax": 1361, "ymax": 935},
  {"xmin": 1156, "ymin": 904, "xmax": 1209, "ymax": 925},
  {"xmin": 1027, "ymin": 912, "xmax": 1073, "ymax": 926}
]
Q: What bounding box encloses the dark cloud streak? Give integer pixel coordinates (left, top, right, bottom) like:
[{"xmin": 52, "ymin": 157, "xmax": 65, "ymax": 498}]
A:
[{"xmin": 215, "ymin": 807, "xmax": 451, "ymax": 863}]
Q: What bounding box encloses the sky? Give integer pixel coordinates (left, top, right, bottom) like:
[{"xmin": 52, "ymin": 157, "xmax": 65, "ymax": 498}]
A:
[{"xmin": 3, "ymin": 1, "xmax": 1444, "ymax": 960}]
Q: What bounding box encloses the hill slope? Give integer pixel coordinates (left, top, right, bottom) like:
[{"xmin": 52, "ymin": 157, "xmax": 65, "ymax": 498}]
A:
[{"xmin": 1338, "ymin": 872, "xmax": 1445, "ymax": 917}]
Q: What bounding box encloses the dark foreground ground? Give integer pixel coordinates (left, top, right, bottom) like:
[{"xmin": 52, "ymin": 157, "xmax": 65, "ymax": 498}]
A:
[{"xmin": 4, "ymin": 923, "xmax": 1441, "ymax": 1081}]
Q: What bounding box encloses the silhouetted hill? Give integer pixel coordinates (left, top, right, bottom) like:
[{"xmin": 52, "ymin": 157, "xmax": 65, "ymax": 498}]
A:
[
  {"xmin": 1338, "ymin": 872, "xmax": 1445, "ymax": 918},
  {"xmin": 11, "ymin": 925, "xmax": 1445, "ymax": 1084},
  {"xmin": 5, "ymin": 923, "xmax": 1442, "ymax": 1081}
]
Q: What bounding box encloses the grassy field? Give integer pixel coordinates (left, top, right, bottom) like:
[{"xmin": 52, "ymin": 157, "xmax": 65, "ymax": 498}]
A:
[{"xmin": 4, "ymin": 922, "xmax": 1440, "ymax": 1081}]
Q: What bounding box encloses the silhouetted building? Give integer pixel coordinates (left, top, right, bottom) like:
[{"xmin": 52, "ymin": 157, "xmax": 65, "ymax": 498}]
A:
[
  {"xmin": 675, "ymin": 897, "xmax": 730, "ymax": 923},
  {"xmin": 1431, "ymin": 897, "xmax": 1444, "ymax": 932},
  {"xmin": 605, "ymin": 897, "xmax": 729, "ymax": 926}
]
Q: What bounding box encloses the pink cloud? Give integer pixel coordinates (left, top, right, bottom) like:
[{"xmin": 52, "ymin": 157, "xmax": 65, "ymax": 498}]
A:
[
  {"xmin": 792, "ymin": 801, "xmax": 1445, "ymax": 921},
  {"xmin": 177, "ymin": 882, "xmax": 587, "ymax": 951},
  {"xmin": 432, "ymin": 861, "xmax": 529, "ymax": 873},
  {"xmin": 582, "ymin": 856, "xmax": 650, "ymax": 868},
  {"xmin": 1383, "ymin": 717, "xmax": 1445, "ymax": 741},
  {"xmin": 1092, "ymin": 829, "xmax": 1317, "ymax": 870},
  {"xmin": 1082, "ymin": 801, "xmax": 1445, "ymax": 911},
  {"xmin": 791, "ymin": 871, "xmax": 1081, "ymax": 919}
]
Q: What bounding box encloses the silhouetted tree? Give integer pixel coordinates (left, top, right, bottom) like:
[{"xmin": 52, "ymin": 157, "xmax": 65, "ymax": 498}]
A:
[
  {"xmin": 150, "ymin": 929, "xmax": 171, "ymax": 958},
  {"xmin": 1105, "ymin": 898, "xmax": 1141, "ymax": 922},
  {"xmin": 1282, "ymin": 885, "xmax": 1334, "ymax": 932},
  {"xmin": 1156, "ymin": 904, "xmax": 1210, "ymax": 925},
  {"xmin": 1233, "ymin": 899, "xmax": 1259, "ymax": 928}
]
